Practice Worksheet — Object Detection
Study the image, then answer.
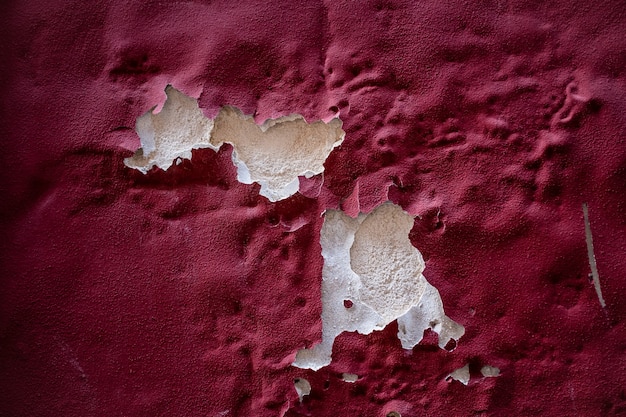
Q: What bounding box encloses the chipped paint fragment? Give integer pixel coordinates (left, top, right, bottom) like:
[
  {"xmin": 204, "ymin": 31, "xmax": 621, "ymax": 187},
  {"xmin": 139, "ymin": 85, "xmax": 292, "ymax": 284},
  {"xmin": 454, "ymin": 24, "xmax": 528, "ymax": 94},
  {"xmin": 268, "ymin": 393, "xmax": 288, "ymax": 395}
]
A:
[
  {"xmin": 293, "ymin": 202, "xmax": 464, "ymax": 370},
  {"xmin": 124, "ymin": 86, "xmax": 216, "ymax": 173},
  {"xmin": 293, "ymin": 378, "xmax": 311, "ymax": 402},
  {"xmin": 210, "ymin": 106, "xmax": 343, "ymax": 201}
]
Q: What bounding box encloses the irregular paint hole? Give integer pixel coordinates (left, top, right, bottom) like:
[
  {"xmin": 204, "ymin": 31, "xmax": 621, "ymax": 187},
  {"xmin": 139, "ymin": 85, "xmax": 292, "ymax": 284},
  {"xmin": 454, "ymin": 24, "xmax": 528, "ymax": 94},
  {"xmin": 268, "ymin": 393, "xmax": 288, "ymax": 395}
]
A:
[
  {"xmin": 341, "ymin": 373, "xmax": 359, "ymax": 383},
  {"xmin": 446, "ymin": 364, "xmax": 470, "ymax": 386},
  {"xmin": 211, "ymin": 106, "xmax": 344, "ymax": 201},
  {"xmin": 343, "ymin": 299, "xmax": 354, "ymax": 308},
  {"xmin": 386, "ymin": 412, "xmax": 401, "ymax": 417},
  {"xmin": 293, "ymin": 378, "xmax": 311, "ymax": 402},
  {"xmin": 480, "ymin": 365, "xmax": 501, "ymax": 377},
  {"xmin": 125, "ymin": 86, "xmax": 345, "ymax": 202},
  {"xmin": 293, "ymin": 202, "xmax": 464, "ymax": 370},
  {"xmin": 268, "ymin": 214, "xmax": 280, "ymax": 226},
  {"xmin": 443, "ymin": 338, "xmax": 457, "ymax": 351},
  {"xmin": 124, "ymin": 86, "xmax": 215, "ymax": 173},
  {"xmin": 583, "ymin": 203, "xmax": 606, "ymax": 308}
]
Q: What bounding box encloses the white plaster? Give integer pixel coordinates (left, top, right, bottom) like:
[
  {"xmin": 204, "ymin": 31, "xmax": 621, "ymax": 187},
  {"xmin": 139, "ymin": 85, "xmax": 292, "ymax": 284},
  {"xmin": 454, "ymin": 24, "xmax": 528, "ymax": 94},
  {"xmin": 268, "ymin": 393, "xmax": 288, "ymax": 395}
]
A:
[
  {"xmin": 125, "ymin": 87, "xmax": 344, "ymax": 202},
  {"xmin": 480, "ymin": 365, "xmax": 500, "ymax": 377},
  {"xmin": 293, "ymin": 202, "xmax": 464, "ymax": 370},
  {"xmin": 293, "ymin": 378, "xmax": 311, "ymax": 402},
  {"xmin": 447, "ymin": 364, "xmax": 470, "ymax": 385},
  {"xmin": 124, "ymin": 86, "xmax": 216, "ymax": 173},
  {"xmin": 341, "ymin": 373, "xmax": 359, "ymax": 383}
]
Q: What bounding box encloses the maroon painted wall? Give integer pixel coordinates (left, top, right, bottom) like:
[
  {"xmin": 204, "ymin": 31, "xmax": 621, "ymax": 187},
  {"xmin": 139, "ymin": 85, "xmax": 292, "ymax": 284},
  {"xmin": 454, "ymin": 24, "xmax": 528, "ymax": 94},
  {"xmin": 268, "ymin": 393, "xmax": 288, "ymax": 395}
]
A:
[{"xmin": 1, "ymin": 1, "xmax": 626, "ymax": 415}]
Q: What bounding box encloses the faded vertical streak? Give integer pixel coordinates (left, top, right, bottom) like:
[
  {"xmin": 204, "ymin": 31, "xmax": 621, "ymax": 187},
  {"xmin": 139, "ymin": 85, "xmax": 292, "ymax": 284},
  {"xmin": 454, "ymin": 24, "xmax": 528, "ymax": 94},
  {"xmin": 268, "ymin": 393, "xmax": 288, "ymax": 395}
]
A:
[{"xmin": 582, "ymin": 203, "xmax": 606, "ymax": 308}]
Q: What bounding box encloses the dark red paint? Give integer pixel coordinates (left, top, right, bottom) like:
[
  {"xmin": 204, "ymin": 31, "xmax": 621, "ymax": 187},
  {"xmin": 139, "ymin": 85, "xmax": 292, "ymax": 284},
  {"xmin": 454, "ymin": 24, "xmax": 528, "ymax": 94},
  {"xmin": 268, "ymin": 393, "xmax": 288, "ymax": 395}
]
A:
[{"xmin": 2, "ymin": 1, "xmax": 626, "ymax": 416}]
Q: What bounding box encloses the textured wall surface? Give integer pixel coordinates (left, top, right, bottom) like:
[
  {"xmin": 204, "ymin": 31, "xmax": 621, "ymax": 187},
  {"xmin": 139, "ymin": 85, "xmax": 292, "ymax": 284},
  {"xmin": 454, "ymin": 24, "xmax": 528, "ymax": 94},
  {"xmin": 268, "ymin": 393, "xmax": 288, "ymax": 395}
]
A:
[{"xmin": 1, "ymin": 1, "xmax": 626, "ymax": 416}]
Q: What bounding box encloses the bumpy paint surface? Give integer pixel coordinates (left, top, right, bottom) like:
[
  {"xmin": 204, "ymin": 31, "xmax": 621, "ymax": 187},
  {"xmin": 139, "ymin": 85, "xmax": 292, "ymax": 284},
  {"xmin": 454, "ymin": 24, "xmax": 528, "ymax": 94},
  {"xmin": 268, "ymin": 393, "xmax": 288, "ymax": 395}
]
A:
[{"xmin": 2, "ymin": 1, "xmax": 626, "ymax": 416}]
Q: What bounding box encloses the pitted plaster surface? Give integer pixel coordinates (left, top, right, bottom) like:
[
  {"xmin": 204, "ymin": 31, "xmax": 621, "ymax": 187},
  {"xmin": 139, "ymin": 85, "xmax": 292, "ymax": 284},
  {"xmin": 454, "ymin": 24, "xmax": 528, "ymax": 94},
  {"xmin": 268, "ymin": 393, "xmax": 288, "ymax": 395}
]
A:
[
  {"xmin": 341, "ymin": 373, "xmax": 359, "ymax": 383},
  {"xmin": 125, "ymin": 87, "xmax": 344, "ymax": 201},
  {"xmin": 293, "ymin": 202, "xmax": 464, "ymax": 370},
  {"xmin": 124, "ymin": 86, "xmax": 216, "ymax": 173},
  {"xmin": 447, "ymin": 364, "xmax": 471, "ymax": 386}
]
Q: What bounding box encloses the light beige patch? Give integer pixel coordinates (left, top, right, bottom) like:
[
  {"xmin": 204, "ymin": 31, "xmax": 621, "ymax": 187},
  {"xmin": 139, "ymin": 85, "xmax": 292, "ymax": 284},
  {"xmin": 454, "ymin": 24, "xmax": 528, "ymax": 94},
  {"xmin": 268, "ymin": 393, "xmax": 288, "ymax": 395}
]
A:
[
  {"xmin": 124, "ymin": 86, "xmax": 215, "ymax": 173},
  {"xmin": 350, "ymin": 203, "xmax": 426, "ymax": 322},
  {"xmin": 480, "ymin": 365, "xmax": 500, "ymax": 377},
  {"xmin": 341, "ymin": 373, "xmax": 359, "ymax": 383},
  {"xmin": 293, "ymin": 378, "xmax": 311, "ymax": 402}
]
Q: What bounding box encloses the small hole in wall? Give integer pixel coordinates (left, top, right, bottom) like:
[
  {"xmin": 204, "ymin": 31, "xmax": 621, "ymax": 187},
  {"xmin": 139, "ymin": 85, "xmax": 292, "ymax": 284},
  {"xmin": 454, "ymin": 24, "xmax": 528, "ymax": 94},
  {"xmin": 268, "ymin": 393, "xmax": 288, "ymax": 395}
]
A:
[
  {"xmin": 386, "ymin": 412, "xmax": 401, "ymax": 417},
  {"xmin": 343, "ymin": 299, "xmax": 354, "ymax": 308},
  {"xmin": 329, "ymin": 106, "xmax": 339, "ymax": 113}
]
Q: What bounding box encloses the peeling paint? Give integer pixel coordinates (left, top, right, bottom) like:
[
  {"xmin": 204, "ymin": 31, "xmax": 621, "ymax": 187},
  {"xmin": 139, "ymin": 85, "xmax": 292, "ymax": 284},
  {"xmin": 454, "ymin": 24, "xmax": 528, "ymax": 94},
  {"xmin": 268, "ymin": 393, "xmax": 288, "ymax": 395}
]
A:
[
  {"xmin": 293, "ymin": 378, "xmax": 311, "ymax": 402},
  {"xmin": 293, "ymin": 202, "xmax": 464, "ymax": 370},
  {"xmin": 583, "ymin": 203, "xmax": 606, "ymax": 308},
  {"xmin": 480, "ymin": 365, "xmax": 501, "ymax": 377},
  {"xmin": 125, "ymin": 87, "xmax": 344, "ymax": 201},
  {"xmin": 341, "ymin": 373, "xmax": 359, "ymax": 383},
  {"xmin": 124, "ymin": 86, "xmax": 215, "ymax": 173},
  {"xmin": 211, "ymin": 106, "xmax": 344, "ymax": 201},
  {"xmin": 446, "ymin": 364, "xmax": 470, "ymax": 386}
]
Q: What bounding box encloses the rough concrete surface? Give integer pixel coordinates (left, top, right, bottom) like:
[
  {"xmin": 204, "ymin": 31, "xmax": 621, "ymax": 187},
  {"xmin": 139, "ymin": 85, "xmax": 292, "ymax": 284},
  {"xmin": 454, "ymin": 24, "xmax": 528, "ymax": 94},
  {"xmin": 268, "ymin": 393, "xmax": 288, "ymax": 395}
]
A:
[{"xmin": 1, "ymin": 1, "xmax": 626, "ymax": 416}]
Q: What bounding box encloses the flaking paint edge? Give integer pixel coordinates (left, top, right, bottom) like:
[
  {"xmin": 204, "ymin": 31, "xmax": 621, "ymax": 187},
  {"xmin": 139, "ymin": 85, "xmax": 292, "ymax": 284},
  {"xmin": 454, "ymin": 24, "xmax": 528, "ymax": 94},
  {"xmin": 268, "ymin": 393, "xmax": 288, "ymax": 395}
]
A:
[
  {"xmin": 125, "ymin": 86, "xmax": 344, "ymax": 202},
  {"xmin": 293, "ymin": 202, "xmax": 464, "ymax": 370}
]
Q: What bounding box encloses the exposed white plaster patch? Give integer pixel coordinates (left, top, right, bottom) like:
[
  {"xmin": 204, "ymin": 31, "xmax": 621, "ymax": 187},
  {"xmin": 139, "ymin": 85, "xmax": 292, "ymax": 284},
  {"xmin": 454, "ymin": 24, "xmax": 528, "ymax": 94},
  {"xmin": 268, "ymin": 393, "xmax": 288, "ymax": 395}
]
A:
[
  {"xmin": 341, "ymin": 373, "xmax": 359, "ymax": 383},
  {"xmin": 124, "ymin": 86, "xmax": 216, "ymax": 173},
  {"xmin": 446, "ymin": 364, "xmax": 470, "ymax": 385},
  {"xmin": 293, "ymin": 202, "xmax": 464, "ymax": 370},
  {"xmin": 293, "ymin": 378, "xmax": 311, "ymax": 402},
  {"xmin": 125, "ymin": 87, "xmax": 344, "ymax": 202},
  {"xmin": 210, "ymin": 107, "xmax": 343, "ymax": 201},
  {"xmin": 480, "ymin": 365, "xmax": 500, "ymax": 377},
  {"xmin": 582, "ymin": 203, "xmax": 606, "ymax": 308},
  {"xmin": 350, "ymin": 204, "xmax": 425, "ymax": 322}
]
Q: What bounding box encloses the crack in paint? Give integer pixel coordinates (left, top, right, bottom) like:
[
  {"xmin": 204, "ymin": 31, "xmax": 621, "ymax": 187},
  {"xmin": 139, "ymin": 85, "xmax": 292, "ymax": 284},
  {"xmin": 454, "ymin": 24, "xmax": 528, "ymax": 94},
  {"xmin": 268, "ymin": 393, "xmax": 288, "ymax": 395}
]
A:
[{"xmin": 582, "ymin": 203, "xmax": 606, "ymax": 308}]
